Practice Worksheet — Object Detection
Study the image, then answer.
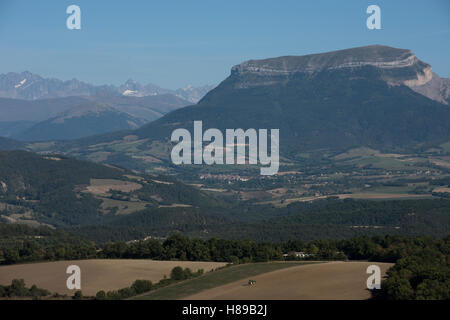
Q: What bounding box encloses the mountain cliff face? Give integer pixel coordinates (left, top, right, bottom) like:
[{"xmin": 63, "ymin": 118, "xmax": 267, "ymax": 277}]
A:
[
  {"xmin": 230, "ymin": 45, "xmax": 449, "ymax": 104},
  {"xmin": 235, "ymin": 46, "xmax": 413, "ymax": 70},
  {"xmin": 409, "ymin": 73, "xmax": 450, "ymax": 105}
]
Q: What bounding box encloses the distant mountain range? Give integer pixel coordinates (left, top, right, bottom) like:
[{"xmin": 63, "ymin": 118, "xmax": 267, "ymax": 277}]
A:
[
  {"xmin": 0, "ymin": 72, "xmax": 215, "ymax": 141},
  {"xmin": 2, "ymin": 45, "xmax": 450, "ymax": 173},
  {"xmin": 118, "ymin": 78, "xmax": 215, "ymax": 103},
  {"xmin": 0, "ymin": 94, "xmax": 191, "ymax": 141},
  {"xmin": 26, "ymin": 45, "xmax": 449, "ymax": 173},
  {"xmin": 0, "ymin": 71, "xmax": 215, "ymax": 103}
]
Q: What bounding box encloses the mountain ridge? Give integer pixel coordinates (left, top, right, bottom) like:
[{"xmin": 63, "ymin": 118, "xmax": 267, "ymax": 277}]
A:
[
  {"xmin": 230, "ymin": 45, "xmax": 448, "ymax": 104},
  {"xmin": 0, "ymin": 71, "xmax": 215, "ymax": 103},
  {"xmin": 0, "ymin": 94, "xmax": 190, "ymax": 141},
  {"xmin": 18, "ymin": 45, "xmax": 450, "ymax": 172}
]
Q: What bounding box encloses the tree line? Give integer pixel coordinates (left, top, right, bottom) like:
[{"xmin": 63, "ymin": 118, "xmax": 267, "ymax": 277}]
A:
[{"xmin": 1, "ymin": 223, "xmax": 448, "ymax": 300}]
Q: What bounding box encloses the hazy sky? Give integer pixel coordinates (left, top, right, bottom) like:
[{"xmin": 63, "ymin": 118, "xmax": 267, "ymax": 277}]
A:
[{"xmin": 0, "ymin": 0, "xmax": 449, "ymax": 89}]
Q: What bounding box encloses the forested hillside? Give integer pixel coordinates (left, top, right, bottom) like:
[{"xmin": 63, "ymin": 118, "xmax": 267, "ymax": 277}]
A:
[{"xmin": 0, "ymin": 151, "xmax": 220, "ymax": 227}]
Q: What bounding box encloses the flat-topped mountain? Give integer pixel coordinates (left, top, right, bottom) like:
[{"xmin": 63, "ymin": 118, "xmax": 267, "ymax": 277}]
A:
[
  {"xmin": 233, "ymin": 46, "xmax": 425, "ymax": 90},
  {"xmin": 234, "ymin": 46, "xmax": 423, "ymax": 74},
  {"xmin": 27, "ymin": 45, "xmax": 450, "ymax": 171},
  {"xmin": 231, "ymin": 45, "xmax": 448, "ymax": 103},
  {"xmin": 136, "ymin": 45, "xmax": 450, "ymax": 151}
]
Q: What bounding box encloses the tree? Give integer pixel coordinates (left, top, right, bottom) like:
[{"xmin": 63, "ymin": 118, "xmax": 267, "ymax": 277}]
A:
[
  {"xmin": 73, "ymin": 290, "xmax": 83, "ymax": 300},
  {"xmin": 4, "ymin": 248, "xmax": 19, "ymax": 265},
  {"xmin": 415, "ymin": 279, "xmax": 450, "ymax": 300},
  {"xmin": 131, "ymin": 280, "xmax": 152, "ymax": 294},
  {"xmin": 171, "ymin": 266, "xmax": 185, "ymax": 280},
  {"xmin": 382, "ymin": 277, "xmax": 414, "ymax": 300},
  {"xmin": 229, "ymin": 255, "xmax": 240, "ymax": 265},
  {"xmin": 184, "ymin": 268, "xmax": 193, "ymax": 279},
  {"xmin": 95, "ymin": 290, "xmax": 106, "ymax": 300},
  {"xmin": 0, "ymin": 286, "xmax": 6, "ymax": 297},
  {"xmin": 9, "ymin": 279, "xmax": 27, "ymax": 297},
  {"xmin": 118, "ymin": 287, "xmax": 135, "ymax": 299}
]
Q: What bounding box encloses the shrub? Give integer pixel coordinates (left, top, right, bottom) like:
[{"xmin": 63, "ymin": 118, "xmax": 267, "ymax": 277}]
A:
[
  {"xmin": 73, "ymin": 290, "xmax": 83, "ymax": 300},
  {"xmin": 131, "ymin": 280, "xmax": 152, "ymax": 294},
  {"xmin": 95, "ymin": 290, "xmax": 106, "ymax": 300},
  {"xmin": 118, "ymin": 287, "xmax": 136, "ymax": 299},
  {"xmin": 170, "ymin": 266, "xmax": 185, "ymax": 280}
]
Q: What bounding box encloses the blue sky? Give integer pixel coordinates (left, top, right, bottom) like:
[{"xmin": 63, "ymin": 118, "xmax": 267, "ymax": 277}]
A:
[{"xmin": 0, "ymin": 0, "xmax": 449, "ymax": 89}]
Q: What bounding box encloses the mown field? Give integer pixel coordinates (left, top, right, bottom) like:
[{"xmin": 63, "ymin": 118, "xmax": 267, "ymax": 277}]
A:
[
  {"xmin": 0, "ymin": 259, "xmax": 226, "ymax": 296},
  {"xmin": 134, "ymin": 262, "xmax": 319, "ymax": 300},
  {"xmin": 184, "ymin": 261, "xmax": 393, "ymax": 300},
  {"xmin": 134, "ymin": 261, "xmax": 393, "ymax": 300}
]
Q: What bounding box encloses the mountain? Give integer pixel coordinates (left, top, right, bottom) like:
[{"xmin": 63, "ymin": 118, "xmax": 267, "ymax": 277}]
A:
[
  {"xmin": 0, "ymin": 137, "xmax": 24, "ymax": 151},
  {"xmin": 138, "ymin": 45, "xmax": 450, "ymax": 152},
  {"xmin": 119, "ymin": 79, "xmax": 172, "ymax": 97},
  {"xmin": 0, "ymin": 94, "xmax": 190, "ymax": 141},
  {"xmin": 14, "ymin": 44, "xmax": 449, "ymax": 177},
  {"xmin": 0, "ymin": 71, "xmax": 117, "ymax": 100},
  {"xmin": 0, "ymin": 94, "xmax": 189, "ymax": 123},
  {"xmin": 0, "ymin": 72, "xmax": 213, "ymax": 140},
  {"xmin": 175, "ymin": 84, "xmax": 217, "ymax": 103},
  {"xmin": 89, "ymin": 94, "xmax": 191, "ymax": 121},
  {"xmin": 0, "ymin": 150, "xmax": 220, "ymax": 227},
  {"xmin": 45, "ymin": 45, "xmax": 450, "ymax": 171},
  {"xmin": 118, "ymin": 79, "xmax": 216, "ymax": 103},
  {"xmin": 13, "ymin": 103, "xmax": 147, "ymax": 141},
  {"xmin": 0, "ymin": 121, "xmax": 37, "ymax": 138},
  {"xmin": 0, "ymin": 71, "xmax": 215, "ymax": 103},
  {"xmin": 409, "ymin": 72, "xmax": 450, "ymax": 105},
  {"xmin": 0, "ymin": 96, "xmax": 90, "ymax": 122}
]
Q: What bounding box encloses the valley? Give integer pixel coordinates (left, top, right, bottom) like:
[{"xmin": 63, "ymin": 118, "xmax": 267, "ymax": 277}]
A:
[{"xmin": 0, "ymin": 45, "xmax": 449, "ymax": 301}]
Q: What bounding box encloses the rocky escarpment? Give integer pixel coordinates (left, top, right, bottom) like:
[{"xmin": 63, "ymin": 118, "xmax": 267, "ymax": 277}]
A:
[
  {"xmin": 230, "ymin": 45, "xmax": 449, "ymax": 104},
  {"xmin": 232, "ymin": 45, "xmax": 423, "ymax": 75},
  {"xmin": 409, "ymin": 72, "xmax": 450, "ymax": 105}
]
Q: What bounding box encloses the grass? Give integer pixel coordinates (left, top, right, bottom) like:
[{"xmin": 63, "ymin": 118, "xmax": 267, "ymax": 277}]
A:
[
  {"xmin": 351, "ymin": 156, "xmax": 408, "ymax": 170},
  {"xmin": 440, "ymin": 141, "xmax": 450, "ymax": 153},
  {"xmin": 134, "ymin": 261, "xmax": 318, "ymax": 300},
  {"xmin": 99, "ymin": 197, "xmax": 150, "ymax": 215},
  {"xmin": 0, "ymin": 260, "xmax": 227, "ymax": 296}
]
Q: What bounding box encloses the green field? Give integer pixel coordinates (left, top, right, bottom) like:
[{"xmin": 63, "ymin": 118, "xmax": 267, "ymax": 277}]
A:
[
  {"xmin": 134, "ymin": 261, "xmax": 317, "ymax": 300},
  {"xmin": 440, "ymin": 141, "xmax": 450, "ymax": 153}
]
